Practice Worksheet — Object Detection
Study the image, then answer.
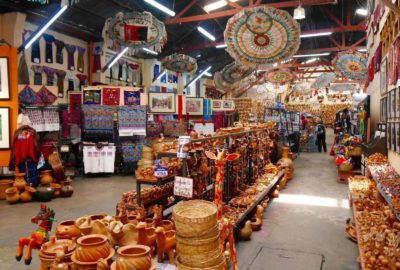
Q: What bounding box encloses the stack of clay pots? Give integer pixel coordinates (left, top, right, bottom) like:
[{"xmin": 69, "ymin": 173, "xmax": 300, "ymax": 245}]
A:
[
  {"xmin": 39, "ymin": 238, "xmax": 76, "ymax": 270},
  {"xmin": 5, "ymin": 173, "xmax": 37, "ymax": 204},
  {"xmin": 135, "ymin": 146, "xmax": 155, "ymax": 180},
  {"xmin": 173, "ymin": 200, "xmax": 225, "ymax": 270}
]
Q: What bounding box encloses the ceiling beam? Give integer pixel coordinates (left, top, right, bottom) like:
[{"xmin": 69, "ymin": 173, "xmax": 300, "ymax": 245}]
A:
[
  {"xmin": 298, "ymin": 45, "xmax": 365, "ymax": 54},
  {"xmin": 165, "ymin": 0, "xmax": 337, "ymax": 25},
  {"xmin": 168, "ymin": 0, "xmax": 197, "ymax": 23},
  {"xmin": 321, "ymin": 6, "xmax": 345, "ymax": 30},
  {"xmin": 350, "ymin": 36, "xmax": 367, "ymax": 48},
  {"xmin": 228, "ymin": 1, "xmax": 243, "ymax": 10}
]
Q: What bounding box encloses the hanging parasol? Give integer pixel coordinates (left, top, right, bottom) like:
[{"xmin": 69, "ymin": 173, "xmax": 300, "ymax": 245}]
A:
[
  {"xmin": 221, "ymin": 62, "xmax": 253, "ymax": 84},
  {"xmin": 214, "ymin": 72, "xmax": 233, "ymax": 92},
  {"xmin": 293, "ymin": 81, "xmax": 312, "ymax": 95},
  {"xmin": 162, "ymin": 54, "xmax": 197, "ymax": 74},
  {"xmin": 106, "ymin": 12, "xmax": 167, "ymax": 52},
  {"xmin": 224, "ymin": 6, "xmax": 300, "ymax": 69},
  {"xmin": 333, "ymin": 51, "xmax": 368, "ymax": 80},
  {"xmin": 311, "ymin": 72, "xmax": 336, "ymax": 90},
  {"xmin": 265, "ymin": 82, "xmax": 290, "ymax": 94},
  {"xmin": 265, "ymin": 68, "xmax": 296, "ymax": 84},
  {"xmin": 329, "ymin": 83, "xmax": 359, "ymax": 92}
]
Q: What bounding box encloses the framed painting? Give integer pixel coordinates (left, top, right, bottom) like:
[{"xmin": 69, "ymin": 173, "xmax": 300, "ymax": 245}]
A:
[
  {"xmin": 387, "ymin": 92, "xmax": 391, "ymax": 120},
  {"xmin": 83, "ymin": 88, "xmax": 102, "ymax": 105},
  {"xmin": 102, "ymin": 87, "xmax": 120, "ymax": 106},
  {"xmin": 380, "ymin": 98, "xmax": 386, "ymax": 122},
  {"xmin": 387, "ymin": 123, "xmax": 392, "ymax": 150},
  {"xmin": 0, "ymin": 57, "xmax": 10, "ymax": 100},
  {"xmin": 391, "ymin": 89, "xmax": 397, "ymax": 120},
  {"xmin": 397, "ymin": 123, "xmax": 400, "ymax": 153},
  {"xmin": 222, "ymin": 100, "xmax": 235, "ymax": 111},
  {"xmin": 381, "ymin": 57, "xmax": 388, "ymax": 96},
  {"xmin": 149, "ymin": 93, "xmax": 176, "ymax": 113},
  {"xmin": 397, "ymin": 87, "xmax": 400, "ymax": 119},
  {"xmin": 124, "ymin": 90, "xmax": 141, "ymax": 106},
  {"xmin": 0, "ymin": 107, "xmax": 10, "ymax": 149},
  {"xmin": 392, "ymin": 122, "xmax": 397, "ymax": 151},
  {"xmin": 212, "ymin": 100, "xmax": 222, "ymax": 110},
  {"xmin": 186, "ymin": 98, "xmax": 204, "ymax": 115}
]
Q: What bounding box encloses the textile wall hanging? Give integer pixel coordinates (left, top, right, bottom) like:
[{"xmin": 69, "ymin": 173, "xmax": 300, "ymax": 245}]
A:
[
  {"xmin": 31, "ymin": 65, "xmax": 43, "ymax": 85},
  {"xmin": 162, "ymin": 54, "xmax": 197, "ymax": 74},
  {"xmin": 19, "ymin": 85, "xmax": 44, "ymax": 105},
  {"xmin": 224, "ymin": 6, "xmax": 300, "ymax": 69},
  {"xmin": 43, "ymin": 34, "xmax": 55, "ymax": 63},
  {"xmin": 69, "ymin": 92, "xmax": 81, "ymax": 124},
  {"xmin": 333, "ymin": 51, "xmax": 367, "ymax": 80},
  {"xmin": 124, "ymin": 90, "xmax": 141, "ymax": 105},
  {"xmin": 265, "ymin": 68, "xmax": 295, "ymax": 84},
  {"xmin": 380, "ymin": 57, "xmax": 388, "ymax": 96},
  {"xmin": 26, "ymin": 109, "xmax": 45, "ymax": 132},
  {"xmin": 83, "ymin": 88, "xmax": 102, "ymax": 105},
  {"xmin": 311, "ymin": 72, "xmax": 336, "ymax": 90},
  {"xmin": 37, "ymin": 86, "xmax": 57, "ymax": 105},
  {"xmin": 102, "ymin": 87, "xmax": 121, "ymax": 106},
  {"xmin": 54, "ymin": 39, "xmax": 65, "ymax": 65},
  {"xmin": 117, "ymin": 106, "xmax": 147, "ymax": 136},
  {"xmin": 82, "ymin": 105, "xmax": 115, "ymax": 135}
]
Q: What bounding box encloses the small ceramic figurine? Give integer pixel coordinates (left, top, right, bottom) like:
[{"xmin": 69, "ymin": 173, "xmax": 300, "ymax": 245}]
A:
[
  {"xmin": 155, "ymin": 226, "xmax": 176, "ymax": 264},
  {"xmin": 250, "ymin": 205, "xmax": 264, "ymax": 231},
  {"xmin": 136, "ymin": 222, "xmax": 157, "ymax": 255},
  {"xmin": 238, "ymin": 220, "xmax": 252, "ymax": 241},
  {"xmin": 16, "ymin": 204, "xmax": 56, "ymax": 265}
]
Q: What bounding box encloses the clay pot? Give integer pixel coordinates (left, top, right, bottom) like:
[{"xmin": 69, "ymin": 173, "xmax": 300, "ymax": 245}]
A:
[
  {"xmin": 56, "ymin": 220, "xmax": 81, "ymax": 240},
  {"xmin": 61, "ymin": 180, "xmax": 74, "ymax": 197},
  {"xmin": 277, "ymin": 147, "xmax": 294, "ymax": 180},
  {"xmin": 41, "ymin": 238, "xmax": 76, "ymax": 258},
  {"xmin": 20, "ymin": 186, "xmax": 36, "ymax": 203},
  {"xmin": 145, "ymin": 218, "xmax": 155, "ymax": 228},
  {"xmin": 162, "ymin": 220, "xmax": 174, "ymax": 231},
  {"xmin": 51, "ymin": 183, "xmax": 62, "ymax": 197},
  {"xmin": 74, "ymin": 234, "xmax": 110, "ymax": 263},
  {"xmin": 40, "ymin": 170, "xmax": 54, "ymax": 184},
  {"xmin": 35, "ymin": 184, "xmax": 55, "ymax": 202},
  {"xmin": 0, "ymin": 179, "xmax": 14, "ymax": 200},
  {"xmin": 5, "ymin": 187, "xmax": 20, "ymax": 204},
  {"xmin": 127, "ymin": 215, "xmax": 138, "ymax": 225},
  {"xmin": 13, "ymin": 173, "xmax": 27, "ymax": 192},
  {"xmin": 115, "ymin": 245, "xmax": 152, "ymax": 270}
]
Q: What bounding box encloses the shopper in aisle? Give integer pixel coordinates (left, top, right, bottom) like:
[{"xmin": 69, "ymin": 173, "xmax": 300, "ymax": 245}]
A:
[{"xmin": 316, "ymin": 119, "xmax": 327, "ymax": 153}]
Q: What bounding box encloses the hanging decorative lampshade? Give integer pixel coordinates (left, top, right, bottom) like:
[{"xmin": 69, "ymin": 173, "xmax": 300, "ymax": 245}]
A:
[
  {"xmin": 221, "ymin": 62, "xmax": 253, "ymax": 84},
  {"xmin": 311, "ymin": 72, "xmax": 336, "ymax": 90},
  {"xmin": 293, "ymin": 81, "xmax": 312, "ymax": 95},
  {"xmin": 162, "ymin": 54, "xmax": 197, "ymax": 74},
  {"xmin": 265, "ymin": 69, "xmax": 296, "ymax": 84},
  {"xmin": 332, "ymin": 51, "xmax": 368, "ymax": 80}
]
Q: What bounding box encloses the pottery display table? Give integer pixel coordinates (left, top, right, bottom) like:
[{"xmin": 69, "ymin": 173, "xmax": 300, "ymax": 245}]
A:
[{"xmin": 337, "ymin": 169, "xmax": 362, "ymax": 184}]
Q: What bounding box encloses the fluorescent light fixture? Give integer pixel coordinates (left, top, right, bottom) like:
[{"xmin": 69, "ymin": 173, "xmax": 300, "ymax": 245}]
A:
[
  {"xmin": 293, "ymin": 52, "xmax": 330, "ymax": 58},
  {"xmin": 204, "ymin": 72, "xmax": 213, "ymax": 77},
  {"xmin": 156, "ymin": 70, "xmax": 166, "ymax": 81},
  {"xmin": 196, "ymin": 54, "xmax": 201, "ymax": 58},
  {"xmin": 188, "ymin": 66, "xmax": 212, "ymax": 88},
  {"xmin": 358, "ymin": 48, "xmax": 367, "ymax": 52},
  {"xmin": 24, "ymin": 5, "xmax": 68, "ymax": 50},
  {"xmin": 273, "ymin": 63, "xmax": 278, "ymax": 67},
  {"xmin": 293, "ymin": 6, "xmax": 305, "ymax": 20},
  {"xmin": 356, "ymin": 8, "xmax": 367, "ymax": 16},
  {"xmin": 205, "ymin": 0, "xmax": 227, "ymax": 12},
  {"xmin": 142, "ymin": 48, "xmax": 158, "ymax": 55},
  {"xmin": 197, "ymin": 26, "xmax": 215, "ymax": 41},
  {"xmin": 144, "ymin": 0, "xmax": 176, "ymax": 16},
  {"xmin": 305, "ymin": 57, "xmax": 318, "ymax": 63},
  {"xmin": 216, "ymin": 44, "xmax": 227, "ymax": 48},
  {"xmin": 300, "ymin": 32, "xmax": 332, "ymax": 38},
  {"xmin": 107, "ymin": 47, "xmax": 129, "ymax": 69}
]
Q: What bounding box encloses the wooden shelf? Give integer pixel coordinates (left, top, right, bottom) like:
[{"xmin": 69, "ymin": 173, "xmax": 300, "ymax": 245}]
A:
[{"xmin": 136, "ymin": 175, "xmax": 177, "ymax": 186}]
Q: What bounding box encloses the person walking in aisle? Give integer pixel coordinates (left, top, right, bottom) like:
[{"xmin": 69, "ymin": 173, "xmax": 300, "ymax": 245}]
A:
[{"xmin": 316, "ymin": 119, "xmax": 327, "ymax": 153}]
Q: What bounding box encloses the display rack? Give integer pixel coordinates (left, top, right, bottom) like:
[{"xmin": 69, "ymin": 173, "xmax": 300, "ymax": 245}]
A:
[{"xmin": 351, "ymin": 202, "xmax": 367, "ymax": 270}]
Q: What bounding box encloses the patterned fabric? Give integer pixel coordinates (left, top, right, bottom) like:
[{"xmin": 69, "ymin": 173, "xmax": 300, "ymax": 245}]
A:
[
  {"xmin": 76, "ymin": 74, "xmax": 88, "ymax": 88},
  {"xmin": 83, "ymin": 89, "xmax": 101, "ymax": 104},
  {"xmin": 77, "ymin": 46, "xmax": 86, "ymax": 73},
  {"xmin": 147, "ymin": 121, "xmax": 163, "ymax": 137},
  {"xmin": 26, "ymin": 109, "xmax": 45, "ymax": 131},
  {"xmin": 65, "ymin": 44, "xmax": 76, "ymax": 71},
  {"xmin": 163, "ymin": 121, "xmax": 187, "ymax": 136},
  {"xmin": 19, "ymin": 85, "xmax": 44, "ymax": 105},
  {"xmin": 43, "ymin": 66, "xmax": 56, "ymax": 86},
  {"xmin": 124, "ymin": 90, "xmax": 140, "ymax": 105},
  {"xmin": 69, "ymin": 93, "xmax": 82, "ymax": 124},
  {"xmin": 54, "ymin": 39, "xmax": 65, "ymax": 64},
  {"xmin": 122, "ymin": 143, "xmax": 144, "ymax": 162},
  {"xmin": 37, "ymin": 86, "xmax": 57, "ymax": 105},
  {"xmin": 56, "ymin": 70, "xmax": 66, "ymax": 97},
  {"xmin": 18, "ymin": 52, "xmax": 30, "ymax": 85},
  {"xmin": 103, "ymin": 88, "xmax": 120, "ymax": 105},
  {"xmin": 82, "ymin": 105, "xmax": 115, "ymax": 135},
  {"xmin": 43, "ymin": 34, "xmax": 55, "ymax": 63},
  {"xmin": 31, "ymin": 39, "xmax": 41, "ymax": 64},
  {"xmin": 43, "ymin": 109, "xmax": 60, "ymax": 131},
  {"xmin": 31, "ymin": 65, "xmax": 43, "ymax": 85},
  {"xmin": 93, "ymin": 45, "xmax": 102, "ymax": 72},
  {"xmin": 117, "ymin": 106, "xmax": 146, "ymax": 136}
]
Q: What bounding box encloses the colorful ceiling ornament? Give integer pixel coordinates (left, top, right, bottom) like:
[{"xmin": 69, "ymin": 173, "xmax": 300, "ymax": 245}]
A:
[
  {"xmin": 214, "ymin": 72, "xmax": 233, "ymax": 92},
  {"xmin": 265, "ymin": 82, "xmax": 290, "ymax": 94},
  {"xmin": 265, "ymin": 68, "xmax": 296, "ymax": 84},
  {"xmin": 221, "ymin": 62, "xmax": 253, "ymax": 84},
  {"xmin": 311, "ymin": 72, "xmax": 336, "ymax": 90},
  {"xmin": 106, "ymin": 12, "xmax": 167, "ymax": 52},
  {"xmin": 293, "ymin": 81, "xmax": 312, "ymax": 95},
  {"xmin": 333, "ymin": 51, "xmax": 368, "ymax": 80},
  {"xmin": 329, "ymin": 83, "xmax": 359, "ymax": 92},
  {"xmin": 224, "ymin": 6, "xmax": 300, "ymax": 69},
  {"xmin": 162, "ymin": 54, "xmax": 197, "ymax": 74}
]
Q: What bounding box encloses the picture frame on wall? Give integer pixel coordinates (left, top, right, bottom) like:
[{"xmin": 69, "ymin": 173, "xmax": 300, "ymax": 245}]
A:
[
  {"xmin": 222, "ymin": 100, "xmax": 235, "ymax": 111},
  {"xmin": 386, "ymin": 93, "xmax": 391, "ymax": 120},
  {"xmin": 149, "ymin": 93, "xmax": 176, "ymax": 113},
  {"xmin": 186, "ymin": 98, "xmax": 204, "ymax": 115},
  {"xmin": 390, "ymin": 89, "xmax": 396, "ymax": 120},
  {"xmin": 0, "ymin": 57, "xmax": 10, "ymax": 100},
  {"xmin": 397, "ymin": 123, "xmax": 400, "ymax": 153},
  {"xmin": 387, "ymin": 123, "xmax": 391, "ymax": 150},
  {"xmin": 381, "ymin": 57, "xmax": 388, "ymax": 96},
  {"xmin": 212, "ymin": 100, "xmax": 222, "ymax": 110},
  {"xmin": 0, "ymin": 107, "xmax": 10, "ymax": 149},
  {"xmin": 380, "ymin": 98, "xmax": 386, "ymax": 122},
  {"xmin": 397, "ymin": 87, "xmax": 400, "ymax": 118},
  {"xmin": 392, "ymin": 122, "xmax": 397, "ymax": 151}
]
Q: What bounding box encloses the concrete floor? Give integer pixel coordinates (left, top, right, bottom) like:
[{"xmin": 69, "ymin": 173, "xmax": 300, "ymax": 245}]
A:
[{"xmin": 0, "ymin": 130, "xmax": 360, "ymax": 270}]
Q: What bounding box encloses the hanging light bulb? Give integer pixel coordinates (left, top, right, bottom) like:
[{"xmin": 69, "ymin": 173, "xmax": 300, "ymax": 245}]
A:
[{"xmin": 293, "ymin": 0, "xmax": 305, "ymax": 20}]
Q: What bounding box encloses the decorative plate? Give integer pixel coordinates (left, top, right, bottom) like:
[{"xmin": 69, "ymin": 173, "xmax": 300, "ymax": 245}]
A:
[
  {"xmin": 265, "ymin": 68, "xmax": 295, "ymax": 83},
  {"xmin": 293, "ymin": 81, "xmax": 312, "ymax": 95},
  {"xmin": 311, "ymin": 72, "xmax": 336, "ymax": 90},
  {"xmin": 106, "ymin": 12, "xmax": 167, "ymax": 52},
  {"xmin": 333, "ymin": 51, "xmax": 368, "ymax": 80},
  {"xmin": 329, "ymin": 83, "xmax": 359, "ymax": 92},
  {"xmin": 221, "ymin": 62, "xmax": 253, "ymax": 84},
  {"xmin": 162, "ymin": 54, "xmax": 197, "ymax": 74},
  {"xmin": 224, "ymin": 6, "xmax": 300, "ymax": 69}
]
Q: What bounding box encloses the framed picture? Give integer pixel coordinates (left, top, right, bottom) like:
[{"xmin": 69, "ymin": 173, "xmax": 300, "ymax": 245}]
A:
[
  {"xmin": 397, "ymin": 87, "xmax": 400, "ymax": 118},
  {"xmin": 186, "ymin": 98, "xmax": 204, "ymax": 115},
  {"xmin": 387, "ymin": 94, "xmax": 391, "ymax": 121},
  {"xmin": 102, "ymin": 87, "xmax": 120, "ymax": 106},
  {"xmin": 392, "ymin": 122, "xmax": 397, "ymax": 151},
  {"xmin": 380, "ymin": 98, "xmax": 385, "ymax": 122},
  {"xmin": 0, "ymin": 107, "xmax": 10, "ymax": 149},
  {"xmin": 387, "ymin": 123, "xmax": 391, "ymax": 150},
  {"xmin": 0, "ymin": 57, "xmax": 10, "ymax": 100},
  {"xmin": 222, "ymin": 100, "xmax": 235, "ymax": 111},
  {"xmin": 149, "ymin": 93, "xmax": 176, "ymax": 113},
  {"xmin": 397, "ymin": 123, "xmax": 400, "ymax": 153},
  {"xmin": 124, "ymin": 90, "xmax": 141, "ymax": 106},
  {"xmin": 212, "ymin": 100, "xmax": 222, "ymax": 110},
  {"xmin": 381, "ymin": 57, "xmax": 388, "ymax": 96},
  {"xmin": 83, "ymin": 88, "xmax": 102, "ymax": 104},
  {"xmin": 391, "ymin": 89, "xmax": 397, "ymax": 119}
]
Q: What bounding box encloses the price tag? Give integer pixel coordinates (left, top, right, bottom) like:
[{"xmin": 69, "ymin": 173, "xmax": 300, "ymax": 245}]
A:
[
  {"xmin": 174, "ymin": 176, "xmax": 193, "ymax": 198},
  {"xmin": 154, "ymin": 167, "xmax": 168, "ymax": 177},
  {"xmin": 60, "ymin": 145, "xmax": 70, "ymax": 153}
]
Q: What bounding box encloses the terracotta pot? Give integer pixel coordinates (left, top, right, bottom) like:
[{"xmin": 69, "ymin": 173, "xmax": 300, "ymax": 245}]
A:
[
  {"xmin": 13, "ymin": 173, "xmax": 27, "ymax": 192},
  {"xmin": 0, "ymin": 179, "xmax": 14, "ymax": 200},
  {"xmin": 115, "ymin": 245, "xmax": 152, "ymax": 270},
  {"xmin": 40, "ymin": 170, "xmax": 54, "ymax": 184},
  {"xmin": 35, "ymin": 184, "xmax": 55, "ymax": 202},
  {"xmin": 50, "ymin": 183, "xmax": 62, "ymax": 197},
  {"xmin": 74, "ymin": 234, "xmax": 110, "ymax": 263},
  {"xmin": 61, "ymin": 180, "xmax": 74, "ymax": 197},
  {"xmin": 20, "ymin": 186, "xmax": 36, "ymax": 203},
  {"xmin": 41, "ymin": 238, "xmax": 76, "ymax": 258},
  {"xmin": 278, "ymin": 147, "xmax": 294, "ymax": 180},
  {"xmin": 162, "ymin": 220, "xmax": 174, "ymax": 231},
  {"xmin": 145, "ymin": 218, "xmax": 155, "ymax": 228},
  {"xmin": 71, "ymin": 247, "xmax": 114, "ymax": 270},
  {"xmin": 56, "ymin": 220, "xmax": 81, "ymax": 240},
  {"xmin": 5, "ymin": 187, "xmax": 20, "ymax": 204},
  {"xmin": 127, "ymin": 215, "xmax": 138, "ymax": 225}
]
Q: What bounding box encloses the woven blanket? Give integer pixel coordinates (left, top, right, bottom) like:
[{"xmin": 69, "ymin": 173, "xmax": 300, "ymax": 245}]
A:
[
  {"xmin": 117, "ymin": 106, "xmax": 146, "ymax": 136},
  {"xmin": 82, "ymin": 105, "xmax": 115, "ymax": 135}
]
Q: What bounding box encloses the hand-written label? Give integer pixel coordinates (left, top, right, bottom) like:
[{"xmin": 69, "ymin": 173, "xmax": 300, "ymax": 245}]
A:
[{"xmin": 174, "ymin": 176, "xmax": 193, "ymax": 198}]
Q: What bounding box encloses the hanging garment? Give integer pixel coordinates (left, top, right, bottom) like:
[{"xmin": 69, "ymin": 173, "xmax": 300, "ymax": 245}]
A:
[
  {"xmin": 43, "ymin": 66, "xmax": 56, "ymax": 86},
  {"xmin": 69, "ymin": 92, "xmax": 82, "ymax": 124},
  {"xmin": 19, "ymin": 85, "xmax": 44, "ymax": 105},
  {"xmin": 129, "ymin": 63, "xmax": 139, "ymax": 86},
  {"xmin": 125, "ymin": 62, "xmax": 130, "ymax": 83},
  {"xmin": 83, "ymin": 145, "xmax": 116, "ymax": 173},
  {"xmin": 70, "ymin": 124, "xmax": 81, "ymax": 144},
  {"xmin": 76, "ymin": 46, "xmax": 86, "ymax": 73},
  {"xmin": 26, "ymin": 109, "xmax": 45, "ymax": 132},
  {"xmin": 109, "ymin": 66, "xmax": 114, "ymax": 83},
  {"xmin": 67, "ymin": 71, "xmax": 75, "ymax": 91},
  {"xmin": 161, "ymin": 70, "xmax": 167, "ymax": 83},
  {"xmin": 31, "ymin": 65, "xmax": 44, "ymax": 85},
  {"xmin": 93, "ymin": 45, "xmax": 102, "ymax": 72},
  {"xmin": 31, "ymin": 38, "xmax": 41, "ymax": 64},
  {"xmin": 374, "ymin": 42, "xmax": 382, "ymax": 73},
  {"xmin": 18, "ymin": 52, "xmax": 30, "ymax": 85},
  {"xmin": 54, "ymin": 39, "xmax": 65, "ymax": 64},
  {"xmin": 213, "ymin": 112, "xmax": 224, "ymax": 131},
  {"xmin": 139, "ymin": 65, "xmax": 143, "ymax": 85},
  {"xmin": 65, "ymin": 44, "xmax": 76, "ymax": 71},
  {"xmin": 18, "ymin": 158, "xmax": 39, "ymax": 187},
  {"xmin": 61, "ymin": 109, "xmax": 69, "ymax": 139},
  {"xmin": 43, "ymin": 34, "xmax": 55, "ymax": 63},
  {"xmin": 37, "ymin": 86, "xmax": 57, "ymax": 105},
  {"xmin": 9, "ymin": 126, "xmax": 40, "ymax": 170},
  {"xmin": 117, "ymin": 106, "xmax": 147, "ymax": 136},
  {"xmin": 17, "ymin": 113, "xmax": 32, "ymax": 128},
  {"xmin": 118, "ymin": 59, "xmax": 124, "ymax": 81},
  {"xmin": 153, "ymin": 64, "xmax": 160, "ymax": 80},
  {"xmin": 43, "ymin": 109, "xmax": 60, "ymax": 131},
  {"xmin": 56, "ymin": 70, "xmax": 66, "ymax": 97},
  {"xmin": 76, "ymin": 74, "xmax": 88, "ymax": 89}
]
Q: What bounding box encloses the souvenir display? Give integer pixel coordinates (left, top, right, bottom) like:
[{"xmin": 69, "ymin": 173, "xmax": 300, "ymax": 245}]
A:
[
  {"xmin": 333, "ymin": 51, "xmax": 368, "ymax": 80},
  {"xmin": 224, "ymin": 6, "xmax": 300, "ymax": 69},
  {"xmin": 265, "ymin": 69, "xmax": 295, "ymax": 84},
  {"xmin": 162, "ymin": 54, "xmax": 197, "ymax": 74},
  {"xmin": 329, "ymin": 83, "xmax": 358, "ymax": 92},
  {"xmin": 381, "ymin": 57, "xmax": 388, "ymax": 96}
]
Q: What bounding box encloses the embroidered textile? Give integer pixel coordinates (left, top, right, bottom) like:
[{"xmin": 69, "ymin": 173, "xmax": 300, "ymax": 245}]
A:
[
  {"xmin": 82, "ymin": 105, "xmax": 115, "ymax": 135},
  {"xmin": 37, "ymin": 86, "xmax": 57, "ymax": 105},
  {"xmin": 117, "ymin": 106, "xmax": 146, "ymax": 136},
  {"xmin": 124, "ymin": 90, "xmax": 140, "ymax": 105},
  {"xmin": 43, "ymin": 34, "xmax": 55, "ymax": 63},
  {"xmin": 54, "ymin": 39, "xmax": 65, "ymax": 64},
  {"xmin": 65, "ymin": 44, "xmax": 76, "ymax": 71},
  {"xmin": 83, "ymin": 89, "xmax": 101, "ymax": 104},
  {"xmin": 19, "ymin": 85, "xmax": 44, "ymax": 105},
  {"xmin": 76, "ymin": 46, "xmax": 86, "ymax": 73},
  {"xmin": 103, "ymin": 88, "xmax": 120, "ymax": 105}
]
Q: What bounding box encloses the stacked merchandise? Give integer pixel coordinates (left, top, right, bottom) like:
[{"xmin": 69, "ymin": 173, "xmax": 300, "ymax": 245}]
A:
[{"xmin": 233, "ymin": 98, "xmax": 253, "ymax": 123}]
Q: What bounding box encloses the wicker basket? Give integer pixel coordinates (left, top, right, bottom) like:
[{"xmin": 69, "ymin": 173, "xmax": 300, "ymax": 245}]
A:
[
  {"xmin": 176, "ymin": 255, "xmax": 225, "ymax": 270},
  {"xmin": 0, "ymin": 180, "xmax": 14, "ymax": 200},
  {"xmin": 339, "ymin": 162, "xmax": 354, "ymax": 172},
  {"xmin": 173, "ymin": 200, "xmax": 217, "ymax": 238},
  {"xmin": 347, "ymin": 146, "xmax": 363, "ymax": 156}
]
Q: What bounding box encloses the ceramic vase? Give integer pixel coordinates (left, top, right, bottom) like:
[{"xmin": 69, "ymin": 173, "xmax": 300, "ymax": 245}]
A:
[
  {"xmin": 74, "ymin": 234, "xmax": 110, "ymax": 263},
  {"xmin": 5, "ymin": 187, "xmax": 20, "ymax": 204},
  {"xmin": 35, "ymin": 184, "xmax": 55, "ymax": 202},
  {"xmin": 20, "ymin": 186, "xmax": 36, "ymax": 203},
  {"xmin": 50, "ymin": 183, "xmax": 62, "ymax": 197},
  {"xmin": 13, "ymin": 173, "xmax": 27, "ymax": 192},
  {"xmin": 40, "ymin": 170, "xmax": 54, "ymax": 184},
  {"xmin": 278, "ymin": 147, "xmax": 294, "ymax": 180},
  {"xmin": 60, "ymin": 179, "xmax": 74, "ymax": 197},
  {"xmin": 0, "ymin": 179, "xmax": 14, "ymax": 200},
  {"xmin": 115, "ymin": 245, "xmax": 152, "ymax": 270}
]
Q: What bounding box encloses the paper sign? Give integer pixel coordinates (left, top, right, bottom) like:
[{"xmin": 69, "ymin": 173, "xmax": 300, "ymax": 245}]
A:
[
  {"xmin": 154, "ymin": 167, "xmax": 168, "ymax": 177},
  {"xmin": 174, "ymin": 176, "xmax": 193, "ymax": 198},
  {"xmin": 177, "ymin": 136, "xmax": 190, "ymax": 158}
]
